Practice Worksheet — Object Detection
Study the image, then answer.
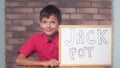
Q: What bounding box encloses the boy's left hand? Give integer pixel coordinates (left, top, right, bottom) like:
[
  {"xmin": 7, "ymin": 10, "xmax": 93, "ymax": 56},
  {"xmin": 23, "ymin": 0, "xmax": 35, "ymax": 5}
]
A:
[{"xmin": 46, "ymin": 59, "xmax": 59, "ymax": 67}]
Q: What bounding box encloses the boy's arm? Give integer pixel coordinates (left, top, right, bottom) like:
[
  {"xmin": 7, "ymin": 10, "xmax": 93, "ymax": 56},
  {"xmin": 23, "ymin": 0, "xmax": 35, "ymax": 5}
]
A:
[{"xmin": 16, "ymin": 54, "xmax": 58, "ymax": 67}]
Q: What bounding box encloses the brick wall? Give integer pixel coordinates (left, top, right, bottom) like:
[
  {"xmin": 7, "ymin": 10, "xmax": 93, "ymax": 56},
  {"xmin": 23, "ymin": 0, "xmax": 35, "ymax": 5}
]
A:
[{"xmin": 5, "ymin": 0, "xmax": 112, "ymax": 68}]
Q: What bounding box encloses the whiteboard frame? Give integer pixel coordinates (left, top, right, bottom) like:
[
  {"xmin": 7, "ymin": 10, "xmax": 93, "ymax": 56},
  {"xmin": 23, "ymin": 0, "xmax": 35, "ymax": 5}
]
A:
[{"xmin": 59, "ymin": 25, "xmax": 113, "ymax": 66}]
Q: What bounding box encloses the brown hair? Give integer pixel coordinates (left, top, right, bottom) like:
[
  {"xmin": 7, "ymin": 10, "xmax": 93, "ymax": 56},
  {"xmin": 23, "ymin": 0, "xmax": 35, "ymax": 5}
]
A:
[{"xmin": 39, "ymin": 5, "xmax": 61, "ymax": 24}]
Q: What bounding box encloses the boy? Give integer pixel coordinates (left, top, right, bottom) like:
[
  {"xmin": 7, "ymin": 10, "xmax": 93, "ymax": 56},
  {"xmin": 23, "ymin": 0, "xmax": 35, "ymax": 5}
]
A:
[{"xmin": 16, "ymin": 5, "xmax": 61, "ymax": 67}]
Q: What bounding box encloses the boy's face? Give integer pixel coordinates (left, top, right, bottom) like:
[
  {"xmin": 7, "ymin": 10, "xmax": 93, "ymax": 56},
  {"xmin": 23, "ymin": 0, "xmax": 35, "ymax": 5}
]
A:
[{"xmin": 40, "ymin": 15, "xmax": 59, "ymax": 37}]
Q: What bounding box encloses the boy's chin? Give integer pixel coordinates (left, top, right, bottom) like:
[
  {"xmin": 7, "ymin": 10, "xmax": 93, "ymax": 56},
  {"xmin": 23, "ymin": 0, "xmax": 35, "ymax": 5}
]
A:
[
  {"xmin": 46, "ymin": 33, "xmax": 57, "ymax": 38},
  {"xmin": 44, "ymin": 31, "xmax": 58, "ymax": 37},
  {"xmin": 45, "ymin": 33, "xmax": 54, "ymax": 37}
]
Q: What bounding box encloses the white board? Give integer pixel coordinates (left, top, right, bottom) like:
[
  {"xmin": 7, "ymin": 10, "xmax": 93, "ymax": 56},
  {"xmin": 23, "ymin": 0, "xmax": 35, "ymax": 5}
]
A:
[{"xmin": 59, "ymin": 25, "xmax": 113, "ymax": 66}]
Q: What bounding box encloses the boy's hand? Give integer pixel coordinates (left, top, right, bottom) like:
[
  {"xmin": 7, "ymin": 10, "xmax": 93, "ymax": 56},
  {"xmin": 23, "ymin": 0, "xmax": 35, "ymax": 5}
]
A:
[{"xmin": 44, "ymin": 59, "xmax": 58, "ymax": 67}]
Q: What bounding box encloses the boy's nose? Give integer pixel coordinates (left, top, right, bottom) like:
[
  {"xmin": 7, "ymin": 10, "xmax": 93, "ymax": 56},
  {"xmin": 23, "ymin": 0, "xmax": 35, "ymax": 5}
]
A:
[{"xmin": 47, "ymin": 22, "xmax": 51, "ymax": 28}]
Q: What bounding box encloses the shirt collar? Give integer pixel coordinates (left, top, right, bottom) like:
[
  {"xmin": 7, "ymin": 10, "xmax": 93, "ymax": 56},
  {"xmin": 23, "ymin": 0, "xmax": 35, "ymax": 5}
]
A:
[{"xmin": 42, "ymin": 32, "xmax": 59, "ymax": 43}]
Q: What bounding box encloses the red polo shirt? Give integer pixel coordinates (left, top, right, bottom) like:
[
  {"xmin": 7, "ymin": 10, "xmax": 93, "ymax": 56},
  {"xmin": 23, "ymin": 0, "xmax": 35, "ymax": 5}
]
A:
[{"xmin": 19, "ymin": 33, "xmax": 59, "ymax": 61}]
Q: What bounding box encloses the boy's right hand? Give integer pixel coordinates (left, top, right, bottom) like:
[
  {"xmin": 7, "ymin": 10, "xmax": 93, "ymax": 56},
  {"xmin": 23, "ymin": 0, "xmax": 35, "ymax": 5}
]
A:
[{"xmin": 44, "ymin": 59, "xmax": 59, "ymax": 67}]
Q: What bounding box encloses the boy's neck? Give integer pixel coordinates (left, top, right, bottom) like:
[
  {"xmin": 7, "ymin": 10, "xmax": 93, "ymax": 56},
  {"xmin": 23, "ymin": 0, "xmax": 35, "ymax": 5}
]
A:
[
  {"xmin": 48, "ymin": 36, "xmax": 53, "ymax": 41},
  {"xmin": 47, "ymin": 32, "xmax": 58, "ymax": 41}
]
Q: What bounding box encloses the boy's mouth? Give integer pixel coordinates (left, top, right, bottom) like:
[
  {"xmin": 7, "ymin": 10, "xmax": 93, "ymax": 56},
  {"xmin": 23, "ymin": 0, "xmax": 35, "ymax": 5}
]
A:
[{"xmin": 46, "ymin": 29, "xmax": 52, "ymax": 32}]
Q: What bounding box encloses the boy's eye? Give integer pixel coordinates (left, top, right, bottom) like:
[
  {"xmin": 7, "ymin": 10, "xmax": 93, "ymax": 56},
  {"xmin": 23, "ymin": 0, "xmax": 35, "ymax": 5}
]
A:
[
  {"xmin": 42, "ymin": 21, "xmax": 47, "ymax": 24},
  {"xmin": 50, "ymin": 21, "xmax": 55, "ymax": 24}
]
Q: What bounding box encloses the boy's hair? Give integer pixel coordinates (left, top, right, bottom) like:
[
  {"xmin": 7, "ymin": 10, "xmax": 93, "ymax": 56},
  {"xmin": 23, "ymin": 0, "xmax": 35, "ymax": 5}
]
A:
[{"xmin": 39, "ymin": 5, "xmax": 61, "ymax": 24}]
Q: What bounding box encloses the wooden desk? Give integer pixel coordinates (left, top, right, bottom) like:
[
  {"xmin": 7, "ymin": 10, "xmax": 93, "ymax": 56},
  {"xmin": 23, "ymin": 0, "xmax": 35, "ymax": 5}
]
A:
[{"xmin": 21, "ymin": 65, "xmax": 111, "ymax": 68}]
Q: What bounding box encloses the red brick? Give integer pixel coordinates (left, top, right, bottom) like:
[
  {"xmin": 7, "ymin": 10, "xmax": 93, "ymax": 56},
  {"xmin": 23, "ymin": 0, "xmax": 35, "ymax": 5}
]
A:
[
  {"xmin": 62, "ymin": 14, "xmax": 70, "ymax": 19},
  {"xmin": 6, "ymin": 51, "xmax": 17, "ymax": 57},
  {"xmin": 99, "ymin": 8, "xmax": 111, "ymax": 14},
  {"xmin": 14, "ymin": 45, "xmax": 21, "ymax": 50},
  {"xmin": 13, "ymin": 32, "xmax": 33, "ymax": 38},
  {"xmin": 6, "ymin": 57, "xmax": 17, "ymax": 65},
  {"xmin": 60, "ymin": 8, "xmax": 76, "ymax": 13},
  {"xmin": 6, "ymin": 26, "xmax": 26, "ymax": 31},
  {"xmin": 13, "ymin": 8, "xmax": 33, "ymax": 13},
  {"xmin": 93, "ymin": 14, "xmax": 111, "ymax": 20},
  {"xmin": 34, "ymin": 8, "xmax": 42, "ymax": 13},
  {"xmin": 67, "ymin": 2, "xmax": 91, "ymax": 7},
  {"xmin": 6, "ymin": 64, "xmax": 20, "ymax": 68},
  {"xmin": 13, "ymin": 20, "xmax": 33, "ymax": 25},
  {"xmin": 99, "ymin": 21, "xmax": 112, "ymax": 25},
  {"xmin": 79, "ymin": 20, "xmax": 98, "ymax": 25},
  {"xmin": 27, "ymin": 2, "xmax": 47, "ymax": 7},
  {"xmin": 5, "ymin": 20, "xmax": 12, "ymax": 25},
  {"xmin": 6, "ymin": 45, "xmax": 13, "ymax": 51},
  {"xmin": 48, "ymin": 2, "xmax": 90, "ymax": 7},
  {"xmin": 62, "ymin": 20, "xmax": 98, "ymax": 25},
  {"xmin": 27, "ymin": 14, "xmax": 39, "ymax": 19},
  {"xmin": 26, "ymin": 26, "xmax": 41, "ymax": 31},
  {"xmin": 6, "ymin": 2, "xmax": 26, "ymax": 7},
  {"xmin": 77, "ymin": 8, "xmax": 98, "ymax": 14},
  {"xmin": 6, "ymin": 14, "xmax": 27, "ymax": 19},
  {"xmin": 5, "ymin": 8, "xmax": 12, "ymax": 13},
  {"xmin": 48, "ymin": 2, "xmax": 67, "ymax": 7},
  {"xmin": 92, "ymin": 2, "xmax": 111, "ymax": 8},
  {"xmin": 61, "ymin": 19, "xmax": 72, "ymax": 25},
  {"xmin": 6, "ymin": 38, "xmax": 25, "ymax": 44},
  {"xmin": 5, "ymin": 32, "xmax": 13, "ymax": 38},
  {"xmin": 71, "ymin": 14, "xmax": 92, "ymax": 19},
  {"xmin": 34, "ymin": 20, "xmax": 40, "ymax": 25},
  {"xmin": 6, "ymin": 58, "xmax": 14, "ymax": 63}
]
